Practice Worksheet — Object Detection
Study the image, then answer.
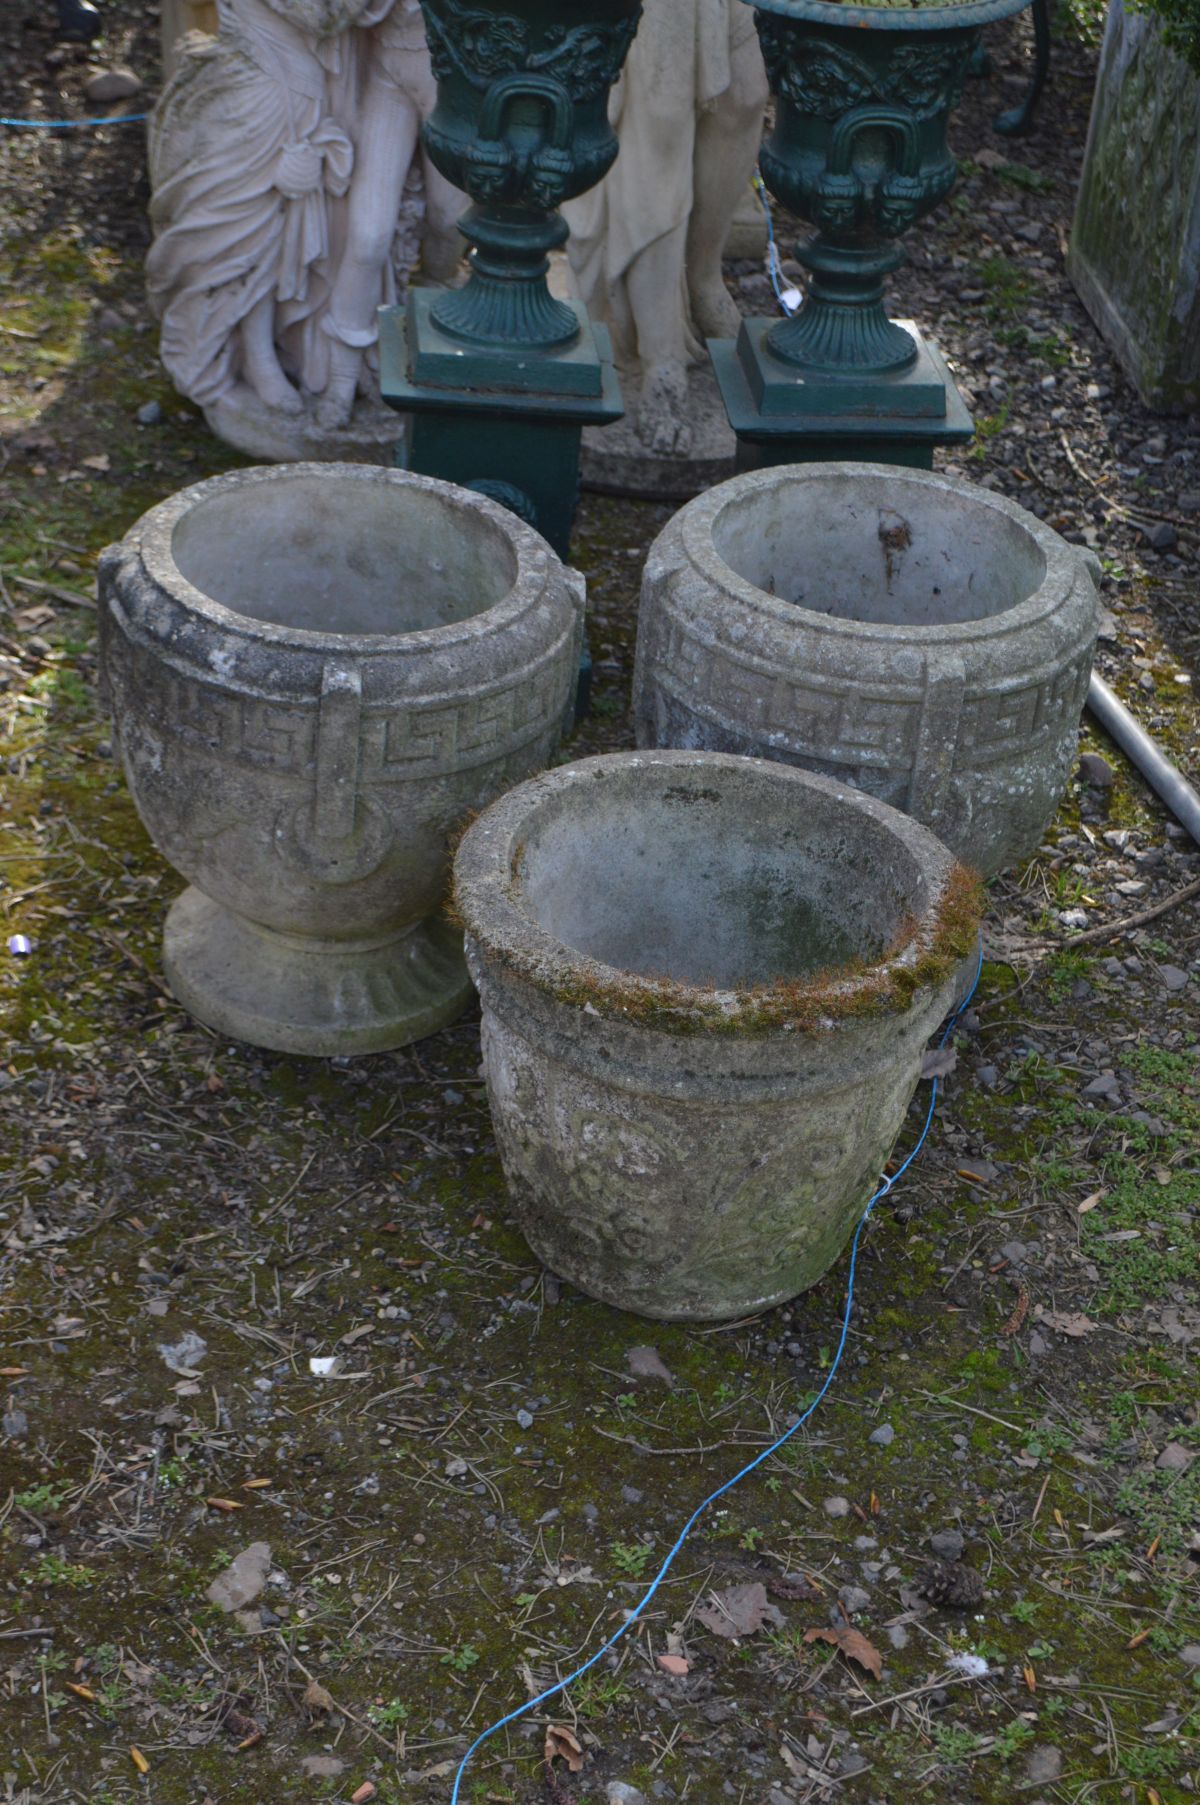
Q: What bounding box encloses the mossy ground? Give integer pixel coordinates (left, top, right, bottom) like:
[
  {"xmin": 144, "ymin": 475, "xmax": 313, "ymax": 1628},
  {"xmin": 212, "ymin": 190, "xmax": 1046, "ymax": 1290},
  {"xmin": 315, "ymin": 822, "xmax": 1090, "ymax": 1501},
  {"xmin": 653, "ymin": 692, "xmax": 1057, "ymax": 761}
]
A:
[{"xmin": 2, "ymin": 4, "xmax": 1199, "ymax": 1804}]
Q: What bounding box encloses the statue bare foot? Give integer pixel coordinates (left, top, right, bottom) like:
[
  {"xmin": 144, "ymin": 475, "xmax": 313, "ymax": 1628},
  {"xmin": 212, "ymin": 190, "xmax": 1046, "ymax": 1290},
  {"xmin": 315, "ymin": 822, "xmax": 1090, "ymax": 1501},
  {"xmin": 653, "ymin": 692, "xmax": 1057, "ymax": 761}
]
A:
[
  {"xmin": 690, "ymin": 279, "xmax": 741, "ymax": 342},
  {"xmin": 246, "ymin": 366, "xmax": 304, "ymax": 416},
  {"xmin": 636, "ymin": 360, "xmax": 693, "ymax": 458},
  {"xmin": 315, "ymin": 375, "xmax": 357, "ymax": 431}
]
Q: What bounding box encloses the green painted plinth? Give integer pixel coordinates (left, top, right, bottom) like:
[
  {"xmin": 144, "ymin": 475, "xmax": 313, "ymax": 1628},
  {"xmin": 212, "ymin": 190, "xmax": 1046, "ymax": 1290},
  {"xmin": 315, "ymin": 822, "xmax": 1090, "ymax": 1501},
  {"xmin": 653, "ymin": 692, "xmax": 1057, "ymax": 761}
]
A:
[
  {"xmin": 710, "ymin": 317, "xmax": 974, "ymax": 471},
  {"xmin": 379, "ymin": 305, "xmax": 623, "ymax": 562}
]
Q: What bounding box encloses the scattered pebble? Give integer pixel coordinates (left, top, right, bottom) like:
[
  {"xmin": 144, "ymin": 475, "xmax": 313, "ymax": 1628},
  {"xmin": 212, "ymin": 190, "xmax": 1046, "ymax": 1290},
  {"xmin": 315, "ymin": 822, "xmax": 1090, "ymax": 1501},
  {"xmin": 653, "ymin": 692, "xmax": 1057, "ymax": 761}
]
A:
[
  {"xmin": 823, "ymin": 1496, "xmax": 850, "ymax": 1518},
  {"xmin": 136, "ymin": 399, "xmax": 164, "ymax": 425},
  {"xmin": 83, "ymin": 66, "xmax": 142, "ymax": 103},
  {"xmin": 1023, "ymin": 1746, "xmax": 1064, "ymax": 1785},
  {"xmin": 868, "ymin": 1423, "xmax": 894, "ymax": 1446},
  {"xmin": 1155, "ymin": 1441, "xmax": 1194, "ymax": 1471},
  {"xmin": 929, "ymin": 1529, "xmax": 964, "ymax": 1561},
  {"xmin": 1159, "ymin": 964, "xmax": 1189, "ymax": 991}
]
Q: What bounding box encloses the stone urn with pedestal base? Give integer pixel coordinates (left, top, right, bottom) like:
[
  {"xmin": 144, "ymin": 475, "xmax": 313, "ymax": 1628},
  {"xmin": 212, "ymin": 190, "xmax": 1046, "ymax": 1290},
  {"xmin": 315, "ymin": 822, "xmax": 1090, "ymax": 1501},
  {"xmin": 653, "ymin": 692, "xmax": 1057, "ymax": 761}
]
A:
[
  {"xmin": 98, "ymin": 464, "xmax": 584, "ymax": 1056},
  {"xmin": 634, "ymin": 463, "xmax": 1099, "ymax": 879},
  {"xmin": 454, "ymin": 749, "xmax": 981, "ymax": 1322}
]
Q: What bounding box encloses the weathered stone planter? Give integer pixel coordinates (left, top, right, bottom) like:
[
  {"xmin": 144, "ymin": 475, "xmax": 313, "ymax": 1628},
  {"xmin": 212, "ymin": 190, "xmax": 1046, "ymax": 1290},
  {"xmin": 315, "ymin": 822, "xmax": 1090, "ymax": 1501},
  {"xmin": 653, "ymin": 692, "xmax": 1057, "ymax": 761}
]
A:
[
  {"xmin": 454, "ymin": 750, "xmax": 979, "ymax": 1321},
  {"xmin": 634, "ymin": 463, "xmax": 1098, "ymax": 879},
  {"xmin": 1069, "ymin": 0, "xmax": 1200, "ymax": 413},
  {"xmin": 98, "ymin": 464, "xmax": 584, "ymax": 1056}
]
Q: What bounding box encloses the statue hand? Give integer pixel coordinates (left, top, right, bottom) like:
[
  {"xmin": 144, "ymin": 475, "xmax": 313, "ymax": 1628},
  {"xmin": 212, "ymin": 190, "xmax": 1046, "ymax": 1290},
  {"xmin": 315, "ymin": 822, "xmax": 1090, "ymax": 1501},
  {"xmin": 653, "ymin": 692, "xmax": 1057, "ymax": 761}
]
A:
[{"xmin": 274, "ymin": 141, "xmax": 325, "ymax": 199}]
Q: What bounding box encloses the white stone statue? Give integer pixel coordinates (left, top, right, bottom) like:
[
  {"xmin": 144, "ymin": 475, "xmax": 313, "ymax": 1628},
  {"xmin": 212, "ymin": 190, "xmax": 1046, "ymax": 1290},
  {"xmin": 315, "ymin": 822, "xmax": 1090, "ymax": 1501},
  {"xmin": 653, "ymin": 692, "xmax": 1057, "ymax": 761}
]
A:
[
  {"xmin": 316, "ymin": 0, "xmax": 464, "ymax": 429},
  {"xmin": 565, "ymin": 0, "xmax": 768, "ymax": 487},
  {"xmin": 146, "ymin": 0, "xmax": 464, "ymax": 461}
]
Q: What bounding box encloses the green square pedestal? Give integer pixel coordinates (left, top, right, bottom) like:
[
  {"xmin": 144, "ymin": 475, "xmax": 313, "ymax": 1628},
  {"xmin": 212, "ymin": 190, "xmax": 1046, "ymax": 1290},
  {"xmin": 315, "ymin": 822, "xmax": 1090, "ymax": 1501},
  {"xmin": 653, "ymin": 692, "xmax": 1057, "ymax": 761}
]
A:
[
  {"xmin": 379, "ymin": 296, "xmax": 623, "ymax": 562},
  {"xmin": 711, "ymin": 316, "xmax": 974, "ymax": 472}
]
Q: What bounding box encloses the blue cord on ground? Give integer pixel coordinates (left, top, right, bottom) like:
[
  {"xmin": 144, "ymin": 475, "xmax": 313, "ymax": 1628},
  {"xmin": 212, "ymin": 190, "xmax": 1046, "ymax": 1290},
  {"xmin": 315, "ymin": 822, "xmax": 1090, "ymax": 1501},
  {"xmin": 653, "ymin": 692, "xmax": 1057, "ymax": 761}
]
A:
[
  {"xmin": 0, "ymin": 113, "xmax": 149, "ymax": 129},
  {"xmin": 450, "ymin": 945, "xmax": 985, "ymax": 1803}
]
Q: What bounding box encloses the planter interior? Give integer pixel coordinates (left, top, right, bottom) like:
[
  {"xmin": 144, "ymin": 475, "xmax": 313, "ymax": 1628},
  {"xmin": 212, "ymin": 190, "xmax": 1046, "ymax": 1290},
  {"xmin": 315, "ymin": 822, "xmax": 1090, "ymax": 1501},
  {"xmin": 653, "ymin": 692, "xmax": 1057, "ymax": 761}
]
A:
[
  {"xmin": 709, "ymin": 468, "xmax": 1046, "ymax": 628},
  {"xmin": 171, "ymin": 473, "xmax": 518, "ymax": 636},
  {"xmin": 513, "ymin": 768, "xmax": 928, "ymax": 990}
]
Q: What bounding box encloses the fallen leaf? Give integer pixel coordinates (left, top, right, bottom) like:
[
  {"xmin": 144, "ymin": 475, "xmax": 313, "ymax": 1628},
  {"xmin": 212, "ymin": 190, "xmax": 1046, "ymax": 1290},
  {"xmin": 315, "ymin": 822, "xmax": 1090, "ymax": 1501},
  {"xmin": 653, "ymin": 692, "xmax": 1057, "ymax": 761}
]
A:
[
  {"xmin": 351, "ymin": 1784, "xmax": 377, "ymax": 1804},
  {"xmin": 626, "ymin": 1345, "xmax": 675, "ymax": 1387},
  {"xmin": 656, "ymin": 1653, "xmax": 689, "ymax": 1676},
  {"xmin": 1127, "ymin": 1628, "xmax": 1150, "ymax": 1649},
  {"xmin": 1077, "ymin": 1190, "xmax": 1104, "ymax": 1214},
  {"xmin": 0, "ymin": 1366, "xmax": 29, "ymax": 1377},
  {"xmin": 802, "ymin": 1626, "xmax": 883, "ymax": 1680},
  {"xmin": 338, "ymin": 1323, "xmax": 376, "ymax": 1346},
  {"xmin": 206, "ymin": 1496, "xmax": 244, "ymax": 1512},
  {"xmin": 241, "ymin": 1477, "xmax": 272, "ymax": 1490},
  {"xmin": 130, "ymin": 1747, "xmax": 149, "ymax": 1775},
  {"xmin": 65, "ymin": 1682, "xmax": 96, "ymax": 1701},
  {"xmin": 544, "ymin": 1724, "xmax": 584, "ymax": 1772},
  {"xmin": 1023, "ymin": 1663, "xmax": 1037, "ymax": 1692},
  {"xmin": 921, "ymin": 1046, "xmax": 957, "ymax": 1079},
  {"xmin": 82, "ymin": 454, "xmax": 110, "ymax": 472},
  {"xmin": 696, "ymin": 1581, "xmax": 783, "ymax": 1640},
  {"xmin": 1039, "ymin": 1310, "xmax": 1098, "ymax": 1337},
  {"xmin": 236, "ymin": 1729, "xmax": 263, "ymax": 1751},
  {"xmin": 303, "ymin": 1679, "xmax": 336, "ymax": 1716}
]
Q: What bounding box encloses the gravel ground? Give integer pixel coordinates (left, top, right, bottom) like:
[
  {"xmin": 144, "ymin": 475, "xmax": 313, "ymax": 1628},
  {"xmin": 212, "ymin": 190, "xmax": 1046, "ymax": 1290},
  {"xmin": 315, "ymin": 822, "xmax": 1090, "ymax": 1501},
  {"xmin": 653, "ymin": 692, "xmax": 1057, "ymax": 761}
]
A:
[{"xmin": 1, "ymin": 5, "xmax": 1198, "ymax": 1805}]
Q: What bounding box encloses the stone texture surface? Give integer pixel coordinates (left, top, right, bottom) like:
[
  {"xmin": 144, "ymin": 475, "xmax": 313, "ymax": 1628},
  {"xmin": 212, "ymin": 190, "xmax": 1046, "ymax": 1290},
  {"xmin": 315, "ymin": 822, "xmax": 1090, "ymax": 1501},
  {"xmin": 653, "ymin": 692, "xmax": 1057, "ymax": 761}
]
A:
[
  {"xmin": 98, "ymin": 464, "xmax": 584, "ymax": 1056},
  {"xmin": 454, "ymin": 750, "xmax": 971, "ymax": 1322},
  {"xmin": 634, "ymin": 463, "xmax": 1099, "ymax": 880},
  {"xmin": 1068, "ymin": 0, "xmax": 1200, "ymax": 412},
  {"xmin": 205, "ymin": 1541, "xmax": 272, "ymax": 1613}
]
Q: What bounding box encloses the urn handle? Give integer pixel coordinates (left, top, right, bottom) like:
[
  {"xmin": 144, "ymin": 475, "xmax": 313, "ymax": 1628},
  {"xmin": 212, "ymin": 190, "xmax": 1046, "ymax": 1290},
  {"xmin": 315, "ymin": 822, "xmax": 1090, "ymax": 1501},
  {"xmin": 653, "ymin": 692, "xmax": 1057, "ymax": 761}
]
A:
[
  {"xmin": 276, "ymin": 661, "xmax": 391, "ymax": 886},
  {"xmin": 466, "ymin": 72, "xmax": 576, "ymax": 209},
  {"xmin": 816, "ymin": 104, "xmax": 926, "ymax": 234}
]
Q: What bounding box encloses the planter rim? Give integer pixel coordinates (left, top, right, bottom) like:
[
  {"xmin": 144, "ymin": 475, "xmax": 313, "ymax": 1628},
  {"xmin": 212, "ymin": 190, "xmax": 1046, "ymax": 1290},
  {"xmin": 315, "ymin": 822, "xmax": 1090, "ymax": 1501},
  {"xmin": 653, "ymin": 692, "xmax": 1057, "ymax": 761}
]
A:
[
  {"xmin": 126, "ymin": 462, "xmax": 560, "ymax": 655},
  {"xmin": 747, "ymin": 0, "xmax": 1029, "ymax": 31},
  {"xmin": 455, "ymin": 749, "xmax": 978, "ymax": 1037},
  {"xmin": 676, "ymin": 460, "xmax": 1085, "ymax": 648}
]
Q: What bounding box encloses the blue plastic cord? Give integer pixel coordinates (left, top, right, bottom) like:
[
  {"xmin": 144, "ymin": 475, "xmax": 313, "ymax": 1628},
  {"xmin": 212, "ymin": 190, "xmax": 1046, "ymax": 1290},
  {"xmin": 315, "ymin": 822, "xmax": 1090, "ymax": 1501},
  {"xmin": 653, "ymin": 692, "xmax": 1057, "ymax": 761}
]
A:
[
  {"xmin": 753, "ymin": 169, "xmax": 801, "ymax": 318},
  {"xmin": 0, "ymin": 113, "xmax": 149, "ymax": 129},
  {"xmin": 449, "ymin": 945, "xmax": 985, "ymax": 1802}
]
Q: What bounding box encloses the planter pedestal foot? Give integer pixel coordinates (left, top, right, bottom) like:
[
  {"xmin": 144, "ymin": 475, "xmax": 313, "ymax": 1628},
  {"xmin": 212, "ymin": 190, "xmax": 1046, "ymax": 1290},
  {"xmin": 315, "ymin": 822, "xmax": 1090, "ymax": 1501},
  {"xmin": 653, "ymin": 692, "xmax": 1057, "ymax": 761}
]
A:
[
  {"xmin": 163, "ymin": 889, "xmax": 473, "ymax": 1058},
  {"xmin": 710, "ymin": 318, "xmax": 974, "ymax": 471}
]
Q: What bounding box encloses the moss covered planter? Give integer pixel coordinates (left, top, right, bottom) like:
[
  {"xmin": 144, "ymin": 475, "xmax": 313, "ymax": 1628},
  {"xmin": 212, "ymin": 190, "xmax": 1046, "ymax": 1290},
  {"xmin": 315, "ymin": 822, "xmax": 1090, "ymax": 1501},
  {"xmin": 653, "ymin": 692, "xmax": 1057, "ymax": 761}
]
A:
[
  {"xmin": 454, "ymin": 750, "xmax": 979, "ymax": 1322},
  {"xmin": 98, "ymin": 464, "xmax": 584, "ymax": 1056},
  {"xmin": 634, "ymin": 462, "xmax": 1098, "ymax": 880}
]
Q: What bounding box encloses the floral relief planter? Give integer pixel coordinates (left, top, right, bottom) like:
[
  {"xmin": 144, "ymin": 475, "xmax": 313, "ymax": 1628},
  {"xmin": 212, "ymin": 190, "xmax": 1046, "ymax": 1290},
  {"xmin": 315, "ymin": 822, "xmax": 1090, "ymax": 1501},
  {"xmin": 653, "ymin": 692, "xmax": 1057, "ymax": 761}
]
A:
[
  {"xmin": 453, "ymin": 749, "xmax": 980, "ymax": 1322},
  {"xmin": 98, "ymin": 463, "xmax": 584, "ymax": 1056},
  {"xmin": 634, "ymin": 462, "xmax": 1099, "ymax": 879}
]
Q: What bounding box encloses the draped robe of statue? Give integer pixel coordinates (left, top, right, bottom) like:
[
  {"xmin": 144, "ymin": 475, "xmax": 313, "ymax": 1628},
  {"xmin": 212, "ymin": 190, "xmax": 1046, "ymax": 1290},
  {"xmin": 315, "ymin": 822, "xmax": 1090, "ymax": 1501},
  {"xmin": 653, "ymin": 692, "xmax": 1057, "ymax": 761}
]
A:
[
  {"xmin": 565, "ymin": 0, "xmax": 767, "ymax": 466},
  {"xmin": 146, "ymin": 0, "xmax": 363, "ymax": 415}
]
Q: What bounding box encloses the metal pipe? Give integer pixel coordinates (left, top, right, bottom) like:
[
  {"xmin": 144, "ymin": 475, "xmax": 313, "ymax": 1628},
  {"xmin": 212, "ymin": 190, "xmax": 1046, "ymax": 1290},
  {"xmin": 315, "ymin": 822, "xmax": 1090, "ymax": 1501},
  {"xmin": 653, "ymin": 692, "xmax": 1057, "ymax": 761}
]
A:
[{"xmin": 1087, "ymin": 670, "xmax": 1200, "ymax": 849}]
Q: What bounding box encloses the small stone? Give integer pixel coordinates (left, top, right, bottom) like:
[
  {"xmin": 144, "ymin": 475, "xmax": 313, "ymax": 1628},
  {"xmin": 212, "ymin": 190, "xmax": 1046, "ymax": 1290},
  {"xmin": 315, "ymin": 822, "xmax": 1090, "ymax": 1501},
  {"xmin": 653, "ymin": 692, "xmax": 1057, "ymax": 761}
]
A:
[
  {"xmin": 1084, "ymin": 1073, "xmax": 1121, "ymax": 1099},
  {"xmin": 1028, "ymin": 1332, "xmax": 1049, "ymax": 1357},
  {"xmin": 83, "ymin": 67, "xmax": 143, "ymax": 103},
  {"xmin": 1079, "ymin": 752, "xmax": 1115, "ymax": 789},
  {"xmin": 206, "ymin": 1542, "xmax": 272, "ymax": 1613},
  {"xmin": 929, "ymin": 1529, "xmax": 964, "ymax": 1561},
  {"xmin": 886, "ymin": 1624, "xmax": 910, "ymax": 1650},
  {"xmin": 607, "ymin": 1785, "xmax": 648, "ymax": 1805},
  {"xmin": 1141, "ymin": 520, "xmax": 1178, "ymax": 552},
  {"xmin": 868, "ymin": 1423, "xmax": 894, "ymax": 1447},
  {"xmin": 838, "ymin": 1585, "xmax": 871, "ymax": 1615},
  {"xmin": 136, "ymin": 400, "xmax": 164, "ymax": 426},
  {"xmin": 977, "ymin": 1063, "xmax": 998, "ymax": 1088},
  {"xmin": 823, "ymin": 1496, "xmax": 850, "ymax": 1518},
  {"xmin": 1000, "ymin": 1240, "xmax": 1029, "ymax": 1266},
  {"xmin": 1179, "ymin": 1644, "xmax": 1200, "ymax": 1667},
  {"xmin": 300, "ymin": 1755, "xmax": 346, "ymax": 1778},
  {"xmin": 1177, "ymin": 490, "xmax": 1200, "ymax": 515},
  {"xmin": 1159, "ymin": 965, "xmax": 1189, "ymax": 992},
  {"xmin": 1156, "ymin": 1441, "xmax": 1194, "ymax": 1471},
  {"xmin": 621, "ymin": 1485, "xmax": 643, "ymax": 1504},
  {"xmin": 2, "ymin": 1408, "xmax": 28, "ymax": 1439},
  {"xmin": 1022, "ymin": 1746, "xmax": 1063, "ymax": 1785},
  {"xmin": 515, "ymin": 1408, "xmax": 534, "ymax": 1429}
]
